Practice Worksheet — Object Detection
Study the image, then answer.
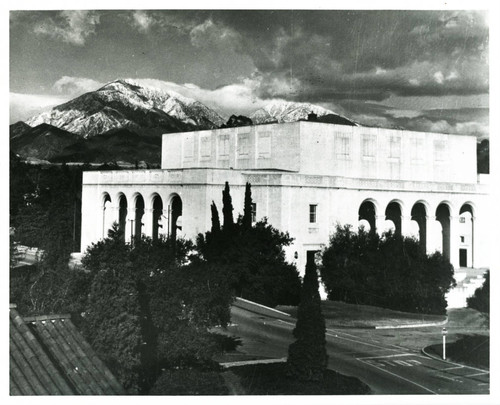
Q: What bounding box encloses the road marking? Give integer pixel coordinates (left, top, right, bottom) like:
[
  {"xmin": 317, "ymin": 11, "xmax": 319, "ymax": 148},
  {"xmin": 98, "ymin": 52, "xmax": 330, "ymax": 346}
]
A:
[
  {"xmin": 326, "ymin": 327, "xmax": 410, "ymax": 351},
  {"xmin": 463, "ymin": 372, "xmax": 489, "ymax": 378},
  {"xmin": 359, "ymin": 358, "xmax": 438, "ymax": 394},
  {"xmin": 326, "ymin": 331, "xmax": 402, "ymax": 352},
  {"xmin": 440, "ymin": 365, "xmax": 464, "ymax": 371},
  {"xmin": 357, "ymin": 353, "xmax": 413, "ymax": 360}
]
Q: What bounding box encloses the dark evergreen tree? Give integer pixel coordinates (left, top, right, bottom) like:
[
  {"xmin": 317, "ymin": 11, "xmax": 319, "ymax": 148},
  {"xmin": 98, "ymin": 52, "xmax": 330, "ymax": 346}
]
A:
[
  {"xmin": 242, "ymin": 182, "xmax": 253, "ymax": 230},
  {"xmin": 287, "ymin": 260, "xmax": 328, "ymax": 381},
  {"xmin": 210, "ymin": 201, "xmax": 221, "ymax": 234},
  {"xmin": 222, "ymin": 181, "xmax": 234, "ymax": 232}
]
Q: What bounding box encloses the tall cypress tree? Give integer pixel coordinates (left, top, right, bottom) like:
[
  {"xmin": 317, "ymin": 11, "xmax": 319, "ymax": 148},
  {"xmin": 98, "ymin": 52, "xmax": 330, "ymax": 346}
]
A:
[
  {"xmin": 242, "ymin": 182, "xmax": 253, "ymax": 230},
  {"xmin": 210, "ymin": 201, "xmax": 221, "ymax": 234},
  {"xmin": 222, "ymin": 181, "xmax": 234, "ymax": 232},
  {"xmin": 287, "ymin": 260, "xmax": 328, "ymax": 381}
]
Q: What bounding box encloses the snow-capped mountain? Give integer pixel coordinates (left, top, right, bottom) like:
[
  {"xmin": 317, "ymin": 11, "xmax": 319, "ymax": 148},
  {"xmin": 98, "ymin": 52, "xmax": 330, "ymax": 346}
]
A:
[
  {"xmin": 250, "ymin": 100, "xmax": 356, "ymax": 126},
  {"xmin": 26, "ymin": 79, "xmax": 225, "ymax": 138}
]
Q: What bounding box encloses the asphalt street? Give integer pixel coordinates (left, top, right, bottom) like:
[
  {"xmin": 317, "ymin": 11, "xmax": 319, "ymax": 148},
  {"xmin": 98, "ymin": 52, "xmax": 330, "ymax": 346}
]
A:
[{"xmin": 226, "ymin": 305, "xmax": 489, "ymax": 395}]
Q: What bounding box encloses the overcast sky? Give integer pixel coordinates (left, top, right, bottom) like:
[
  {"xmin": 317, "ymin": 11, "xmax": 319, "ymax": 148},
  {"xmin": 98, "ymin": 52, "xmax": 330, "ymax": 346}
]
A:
[{"xmin": 9, "ymin": 9, "xmax": 489, "ymax": 138}]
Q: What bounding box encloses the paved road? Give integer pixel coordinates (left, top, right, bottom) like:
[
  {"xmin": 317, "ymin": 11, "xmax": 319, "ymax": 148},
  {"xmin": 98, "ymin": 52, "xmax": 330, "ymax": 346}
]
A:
[{"xmin": 226, "ymin": 305, "xmax": 489, "ymax": 395}]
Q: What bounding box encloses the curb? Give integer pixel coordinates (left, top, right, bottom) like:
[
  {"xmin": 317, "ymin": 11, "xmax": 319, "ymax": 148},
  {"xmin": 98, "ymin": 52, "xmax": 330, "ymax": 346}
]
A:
[
  {"xmin": 374, "ymin": 317, "xmax": 448, "ymax": 329},
  {"xmin": 233, "ymin": 297, "xmax": 291, "ymax": 317},
  {"xmin": 233, "ymin": 298, "xmax": 449, "ymax": 330},
  {"xmin": 220, "ymin": 357, "xmax": 287, "ymax": 368},
  {"xmin": 421, "ymin": 346, "xmax": 489, "ymax": 373}
]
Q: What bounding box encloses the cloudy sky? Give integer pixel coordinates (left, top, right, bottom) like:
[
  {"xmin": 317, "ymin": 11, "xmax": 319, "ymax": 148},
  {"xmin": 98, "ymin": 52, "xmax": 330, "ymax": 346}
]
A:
[{"xmin": 10, "ymin": 9, "xmax": 489, "ymax": 138}]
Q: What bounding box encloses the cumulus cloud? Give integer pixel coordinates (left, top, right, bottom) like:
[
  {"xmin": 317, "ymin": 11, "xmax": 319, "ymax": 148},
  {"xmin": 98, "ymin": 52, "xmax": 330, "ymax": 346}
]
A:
[
  {"xmin": 211, "ymin": 10, "xmax": 488, "ymax": 103},
  {"xmin": 131, "ymin": 77, "xmax": 268, "ymax": 117},
  {"xmin": 53, "ymin": 76, "xmax": 103, "ymax": 96},
  {"xmin": 189, "ymin": 19, "xmax": 241, "ymax": 49},
  {"xmin": 34, "ymin": 10, "xmax": 100, "ymax": 46},
  {"xmin": 10, "ymin": 93, "xmax": 69, "ymax": 123},
  {"xmin": 132, "ymin": 11, "xmax": 154, "ymax": 33}
]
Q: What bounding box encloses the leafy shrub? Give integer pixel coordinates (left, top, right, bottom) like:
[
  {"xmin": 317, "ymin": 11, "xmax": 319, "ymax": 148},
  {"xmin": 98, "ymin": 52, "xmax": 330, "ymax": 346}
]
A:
[
  {"xmin": 320, "ymin": 225, "xmax": 456, "ymax": 315},
  {"xmin": 467, "ymin": 270, "xmax": 489, "ymax": 314},
  {"xmin": 197, "ymin": 182, "xmax": 301, "ymax": 307},
  {"xmin": 79, "ymin": 227, "xmax": 235, "ymax": 392}
]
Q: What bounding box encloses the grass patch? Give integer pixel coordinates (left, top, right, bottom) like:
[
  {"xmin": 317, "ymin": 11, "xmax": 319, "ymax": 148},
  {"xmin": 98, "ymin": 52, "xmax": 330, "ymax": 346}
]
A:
[
  {"xmin": 277, "ymin": 300, "xmax": 446, "ymax": 328},
  {"xmin": 231, "ymin": 362, "xmax": 371, "ymax": 395},
  {"xmin": 426, "ymin": 335, "xmax": 489, "ymax": 369}
]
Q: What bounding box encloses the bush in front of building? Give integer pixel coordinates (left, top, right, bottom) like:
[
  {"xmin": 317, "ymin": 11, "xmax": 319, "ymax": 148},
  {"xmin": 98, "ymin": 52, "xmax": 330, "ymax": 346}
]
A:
[
  {"xmin": 72, "ymin": 224, "xmax": 235, "ymax": 393},
  {"xmin": 467, "ymin": 270, "xmax": 489, "ymax": 315},
  {"xmin": 197, "ymin": 182, "xmax": 301, "ymax": 308},
  {"xmin": 320, "ymin": 225, "xmax": 456, "ymax": 315}
]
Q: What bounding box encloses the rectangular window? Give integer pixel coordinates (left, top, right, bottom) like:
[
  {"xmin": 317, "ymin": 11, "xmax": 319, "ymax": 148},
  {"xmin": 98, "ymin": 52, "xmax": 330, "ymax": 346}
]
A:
[
  {"xmin": 309, "ymin": 204, "xmax": 317, "ymax": 223},
  {"xmin": 218, "ymin": 134, "xmax": 230, "ymax": 157},
  {"xmin": 362, "ymin": 135, "xmax": 376, "ymax": 157},
  {"xmin": 460, "ymin": 236, "xmax": 465, "ymax": 243},
  {"xmin": 336, "ymin": 135, "xmax": 350, "ymax": 157},
  {"xmin": 251, "ymin": 203, "xmax": 257, "ymax": 223},
  {"xmin": 258, "ymin": 132, "xmax": 271, "ymax": 158},
  {"xmin": 389, "ymin": 136, "xmax": 401, "ymax": 159},
  {"xmin": 238, "ymin": 134, "xmax": 249, "ymax": 156},
  {"xmin": 200, "ymin": 135, "xmax": 211, "ymax": 158}
]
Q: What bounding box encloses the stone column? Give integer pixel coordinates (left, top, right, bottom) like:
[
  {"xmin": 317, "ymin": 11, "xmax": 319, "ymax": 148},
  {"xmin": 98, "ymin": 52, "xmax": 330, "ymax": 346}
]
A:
[
  {"xmin": 102, "ymin": 204, "xmax": 119, "ymax": 238},
  {"xmin": 425, "ymin": 215, "xmax": 438, "ymax": 255},
  {"xmin": 376, "ymin": 215, "xmax": 386, "ymax": 236},
  {"xmin": 449, "ymin": 216, "xmax": 460, "ymax": 269},
  {"xmin": 142, "ymin": 208, "xmax": 154, "ymax": 239},
  {"xmin": 159, "ymin": 209, "xmax": 168, "ymax": 239},
  {"xmin": 125, "ymin": 212, "xmax": 135, "ymax": 244},
  {"xmin": 401, "ymin": 215, "xmax": 413, "ymax": 237}
]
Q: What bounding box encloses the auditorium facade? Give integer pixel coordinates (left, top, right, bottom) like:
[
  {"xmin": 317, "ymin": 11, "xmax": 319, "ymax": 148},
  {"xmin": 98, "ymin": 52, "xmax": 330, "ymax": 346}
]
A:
[{"xmin": 80, "ymin": 121, "xmax": 490, "ymax": 273}]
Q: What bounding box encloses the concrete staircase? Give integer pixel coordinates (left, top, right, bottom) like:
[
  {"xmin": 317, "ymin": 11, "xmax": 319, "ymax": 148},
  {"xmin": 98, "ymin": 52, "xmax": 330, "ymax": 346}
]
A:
[{"xmin": 446, "ymin": 267, "xmax": 488, "ymax": 308}]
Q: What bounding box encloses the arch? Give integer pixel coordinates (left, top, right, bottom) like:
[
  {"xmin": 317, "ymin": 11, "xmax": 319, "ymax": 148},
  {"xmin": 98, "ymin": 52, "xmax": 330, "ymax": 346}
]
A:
[
  {"xmin": 134, "ymin": 193, "xmax": 145, "ymax": 242},
  {"xmin": 385, "ymin": 201, "xmax": 403, "ymax": 236},
  {"xmin": 101, "ymin": 193, "xmax": 112, "ymax": 239},
  {"xmin": 459, "ymin": 201, "xmax": 475, "ymax": 217},
  {"xmin": 101, "ymin": 192, "xmax": 112, "ymax": 206},
  {"xmin": 435, "ymin": 202, "xmax": 451, "ymax": 261},
  {"xmin": 459, "ymin": 202, "xmax": 475, "ymax": 268},
  {"xmin": 358, "ymin": 199, "xmax": 378, "ymax": 233},
  {"xmin": 411, "ymin": 201, "xmax": 428, "ymax": 251},
  {"xmin": 118, "ymin": 193, "xmax": 128, "ymax": 241},
  {"xmin": 169, "ymin": 194, "xmax": 183, "ymax": 240},
  {"xmin": 152, "ymin": 194, "xmax": 164, "ymax": 241}
]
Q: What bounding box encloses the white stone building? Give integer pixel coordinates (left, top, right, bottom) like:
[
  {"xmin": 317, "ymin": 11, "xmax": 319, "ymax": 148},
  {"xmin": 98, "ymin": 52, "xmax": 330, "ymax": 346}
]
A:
[{"xmin": 80, "ymin": 121, "xmax": 490, "ymax": 273}]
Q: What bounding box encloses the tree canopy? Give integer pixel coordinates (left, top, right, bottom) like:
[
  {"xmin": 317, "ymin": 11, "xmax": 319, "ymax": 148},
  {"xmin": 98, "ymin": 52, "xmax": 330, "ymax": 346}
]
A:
[
  {"xmin": 197, "ymin": 182, "xmax": 301, "ymax": 307},
  {"xmin": 320, "ymin": 224, "xmax": 456, "ymax": 315}
]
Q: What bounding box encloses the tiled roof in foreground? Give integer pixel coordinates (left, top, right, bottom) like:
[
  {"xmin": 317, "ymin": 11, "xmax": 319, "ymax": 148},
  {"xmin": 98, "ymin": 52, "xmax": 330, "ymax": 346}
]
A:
[{"xmin": 10, "ymin": 304, "xmax": 125, "ymax": 395}]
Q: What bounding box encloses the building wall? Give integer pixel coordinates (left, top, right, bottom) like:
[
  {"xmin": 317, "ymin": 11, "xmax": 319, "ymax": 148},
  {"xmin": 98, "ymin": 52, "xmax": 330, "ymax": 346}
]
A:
[
  {"xmin": 81, "ymin": 168, "xmax": 490, "ymax": 275},
  {"xmin": 161, "ymin": 122, "xmax": 478, "ymax": 184},
  {"xmin": 161, "ymin": 123, "xmax": 301, "ymax": 172}
]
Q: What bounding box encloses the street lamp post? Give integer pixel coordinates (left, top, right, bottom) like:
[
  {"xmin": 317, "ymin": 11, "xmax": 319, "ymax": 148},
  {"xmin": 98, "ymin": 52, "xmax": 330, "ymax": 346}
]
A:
[{"xmin": 442, "ymin": 327, "xmax": 447, "ymax": 360}]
